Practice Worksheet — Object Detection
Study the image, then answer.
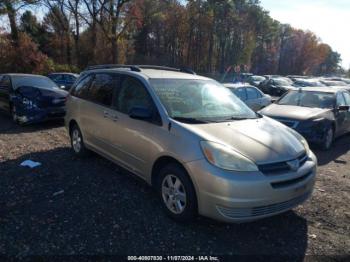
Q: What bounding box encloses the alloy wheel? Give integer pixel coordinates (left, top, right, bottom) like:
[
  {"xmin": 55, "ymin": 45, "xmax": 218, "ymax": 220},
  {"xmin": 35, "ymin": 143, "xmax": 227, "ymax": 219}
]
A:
[
  {"xmin": 161, "ymin": 174, "xmax": 187, "ymax": 214},
  {"xmin": 72, "ymin": 129, "xmax": 82, "ymax": 153}
]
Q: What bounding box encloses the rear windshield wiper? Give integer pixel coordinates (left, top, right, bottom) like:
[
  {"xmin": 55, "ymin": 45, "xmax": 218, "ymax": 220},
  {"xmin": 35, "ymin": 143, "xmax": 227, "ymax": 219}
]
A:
[{"xmin": 172, "ymin": 117, "xmax": 210, "ymax": 124}]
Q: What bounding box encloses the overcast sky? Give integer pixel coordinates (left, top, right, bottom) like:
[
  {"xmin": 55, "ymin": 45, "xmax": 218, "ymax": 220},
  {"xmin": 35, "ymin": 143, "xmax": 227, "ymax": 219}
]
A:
[{"xmin": 260, "ymin": 0, "xmax": 350, "ymax": 69}]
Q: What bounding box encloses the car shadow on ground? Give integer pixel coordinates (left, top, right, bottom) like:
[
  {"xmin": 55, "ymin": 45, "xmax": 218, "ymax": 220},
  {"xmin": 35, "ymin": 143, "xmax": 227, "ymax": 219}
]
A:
[
  {"xmin": 0, "ymin": 147, "xmax": 308, "ymax": 258},
  {"xmin": 0, "ymin": 113, "xmax": 64, "ymax": 135},
  {"xmin": 312, "ymin": 134, "xmax": 350, "ymax": 166}
]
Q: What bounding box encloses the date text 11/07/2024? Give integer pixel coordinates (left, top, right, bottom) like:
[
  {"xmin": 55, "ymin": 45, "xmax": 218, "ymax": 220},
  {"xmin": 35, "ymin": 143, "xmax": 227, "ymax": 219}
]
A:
[{"xmin": 127, "ymin": 256, "xmax": 220, "ymax": 261}]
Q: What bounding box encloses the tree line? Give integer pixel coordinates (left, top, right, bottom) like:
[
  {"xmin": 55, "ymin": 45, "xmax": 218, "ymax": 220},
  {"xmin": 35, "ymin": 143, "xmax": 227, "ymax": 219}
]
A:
[{"xmin": 0, "ymin": 0, "xmax": 344, "ymax": 76}]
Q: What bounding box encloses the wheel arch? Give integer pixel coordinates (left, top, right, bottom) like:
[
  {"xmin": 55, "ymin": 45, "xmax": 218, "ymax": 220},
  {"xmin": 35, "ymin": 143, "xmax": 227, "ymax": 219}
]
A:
[{"xmin": 68, "ymin": 119, "xmax": 79, "ymax": 135}]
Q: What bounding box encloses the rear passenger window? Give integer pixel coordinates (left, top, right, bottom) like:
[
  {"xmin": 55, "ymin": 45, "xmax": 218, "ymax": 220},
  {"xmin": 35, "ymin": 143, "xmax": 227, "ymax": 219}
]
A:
[
  {"xmin": 71, "ymin": 75, "xmax": 93, "ymax": 99},
  {"xmin": 117, "ymin": 76, "xmax": 153, "ymax": 114},
  {"xmin": 89, "ymin": 74, "xmax": 117, "ymax": 107}
]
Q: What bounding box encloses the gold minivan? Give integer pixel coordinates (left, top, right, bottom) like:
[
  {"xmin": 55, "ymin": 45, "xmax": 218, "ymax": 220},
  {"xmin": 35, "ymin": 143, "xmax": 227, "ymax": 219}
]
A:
[{"xmin": 65, "ymin": 65, "xmax": 317, "ymax": 223}]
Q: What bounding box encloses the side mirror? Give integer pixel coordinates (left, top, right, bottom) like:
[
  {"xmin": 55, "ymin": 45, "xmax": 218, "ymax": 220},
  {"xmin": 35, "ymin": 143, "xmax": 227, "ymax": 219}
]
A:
[
  {"xmin": 338, "ymin": 105, "xmax": 350, "ymax": 111},
  {"xmin": 129, "ymin": 106, "xmax": 152, "ymax": 120}
]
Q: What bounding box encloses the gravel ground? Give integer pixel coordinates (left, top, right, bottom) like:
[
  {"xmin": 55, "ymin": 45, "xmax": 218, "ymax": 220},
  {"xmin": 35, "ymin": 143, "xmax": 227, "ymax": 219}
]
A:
[{"xmin": 0, "ymin": 113, "xmax": 349, "ymax": 258}]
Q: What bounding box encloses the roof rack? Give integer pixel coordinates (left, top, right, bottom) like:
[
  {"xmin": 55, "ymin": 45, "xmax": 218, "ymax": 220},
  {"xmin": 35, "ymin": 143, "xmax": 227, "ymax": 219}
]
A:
[
  {"xmin": 85, "ymin": 64, "xmax": 141, "ymax": 72},
  {"xmin": 136, "ymin": 65, "xmax": 196, "ymax": 75},
  {"xmin": 84, "ymin": 64, "xmax": 196, "ymax": 75}
]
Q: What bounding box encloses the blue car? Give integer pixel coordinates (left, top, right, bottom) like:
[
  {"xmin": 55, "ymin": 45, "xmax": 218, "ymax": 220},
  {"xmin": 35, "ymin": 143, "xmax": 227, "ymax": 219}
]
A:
[
  {"xmin": 48, "ymin": 72, "xmax": 79, "ymax": 91},
  {"xmin": 0, "ymin": 74, "xmax": 68, "ymax": 125}
]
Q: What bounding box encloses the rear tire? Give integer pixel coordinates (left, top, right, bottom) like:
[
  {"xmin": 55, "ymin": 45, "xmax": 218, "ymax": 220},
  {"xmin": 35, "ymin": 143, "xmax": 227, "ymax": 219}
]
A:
[
  {"xmin": 70, "ymin": 124, "xmax": 90, "ymax": 157},
  {"xmin": 320, "ymin": 126, "xmax": 334, "ymax": 151},
  {"xmin": 157, "ymin": 163, "xmax": 197, "ymax": 223}
]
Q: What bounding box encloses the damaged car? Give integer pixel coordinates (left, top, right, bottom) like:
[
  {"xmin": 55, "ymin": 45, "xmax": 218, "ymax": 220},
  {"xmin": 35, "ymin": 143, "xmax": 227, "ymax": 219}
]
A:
[
  {"xmin": 260, "ymin": 87, "xmax": 350, "ymax": 150},
  {"xmin": 0, "ymin": 74, "xmax": 68, "ymax": 125}
]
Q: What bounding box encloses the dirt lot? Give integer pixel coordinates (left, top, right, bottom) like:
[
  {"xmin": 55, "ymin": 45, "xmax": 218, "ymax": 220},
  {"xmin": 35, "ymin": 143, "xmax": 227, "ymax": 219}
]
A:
[{"xmin": 0, "ymin": 113, "xmax": 349, "ymax": 258}]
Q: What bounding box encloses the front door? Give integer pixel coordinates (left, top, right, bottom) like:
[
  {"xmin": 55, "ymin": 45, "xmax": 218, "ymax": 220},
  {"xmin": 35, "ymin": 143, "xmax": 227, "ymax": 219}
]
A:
[
  {"xmin": 108, "ymin": 75, "xmax": 161, "ymax": 177},
  {"xmin": 335, "ymin": 92, "xmax": 348, "ymax": 136}
]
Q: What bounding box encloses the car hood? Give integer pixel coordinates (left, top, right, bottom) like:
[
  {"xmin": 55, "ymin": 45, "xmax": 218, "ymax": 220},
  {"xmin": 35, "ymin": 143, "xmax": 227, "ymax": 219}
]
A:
[
  {"xmin": 182, "ymin": 117, "xmax": 305, "ymax": 164},
  {"xmin": 260, "ymin": 104, "xmax": 330, "ymax": 120}
]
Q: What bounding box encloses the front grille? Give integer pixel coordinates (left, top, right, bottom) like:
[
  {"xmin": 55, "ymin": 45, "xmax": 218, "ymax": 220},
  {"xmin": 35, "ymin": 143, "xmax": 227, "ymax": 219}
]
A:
[
  {"xmin": 217, "ymin": 192, "xmax": 310, "ymax": 219},
  {"xmin": 272, "ymin": 118, "xmax": 299, "ymax": 128},
  {"xmin": 258, "ymin": 152, "xmax": 308, "ymax": 175},
  {"xmin": 37, "ymin": 97, "xmax": 66, "ymax": 108},
  {"xmin": 271, "ymin": 171, "xmax": 313, "ymax": 189}
]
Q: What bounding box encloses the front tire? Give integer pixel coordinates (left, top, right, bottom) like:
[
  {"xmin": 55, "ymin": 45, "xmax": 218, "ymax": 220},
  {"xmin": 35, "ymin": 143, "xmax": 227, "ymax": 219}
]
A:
[
  {"xmin": 321, "ymin": 126, "xmax": 334, "ymax": 151},
  {"xmin": 10, "ymin": 105, "xmax": 19, "ymax": 124},
  {"xmin": 157, "ymin": 163, "xmax": 197, "ymax": 222},
  {"xmin": 70, "ymin": 124, "xmax": 90, "ymax": 157}
]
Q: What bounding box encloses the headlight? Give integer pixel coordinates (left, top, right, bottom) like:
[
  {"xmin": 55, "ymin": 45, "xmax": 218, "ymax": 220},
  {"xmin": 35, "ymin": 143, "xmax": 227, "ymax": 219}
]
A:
[
  {"xmin": 288, "ymin": 128, "xmax": 310, "ymax": 156},
  {"xmin": 200, "ymin": 141, "xmax": 258, "ymax": 172},
  {"xmin": 312, "ymin": 117, "xmax": 325, "ymax": 122},
  {"xmin": 22, "ymin": 97, "xmax": 37, "ymax": 109}
]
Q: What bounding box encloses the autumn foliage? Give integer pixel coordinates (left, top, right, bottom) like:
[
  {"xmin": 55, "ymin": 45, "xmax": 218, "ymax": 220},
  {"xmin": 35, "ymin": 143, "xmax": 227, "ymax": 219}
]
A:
[{"xmin": 0, "ymin": 0, "xmax": 343, "ymax": 76}]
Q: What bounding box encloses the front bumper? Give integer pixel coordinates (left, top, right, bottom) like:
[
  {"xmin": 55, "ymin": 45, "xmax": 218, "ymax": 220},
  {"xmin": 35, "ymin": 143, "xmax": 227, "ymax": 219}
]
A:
[
  {"xmin": 185, "ymin": 151, "xmax": 317, "ymax": 223},
  {"xmin": 16, "ymin": 106, "xmax": 66, "ymax": 124},
  {"xmin": 295, "ymin": 125, "xmax": 328, "ymax": 145}
]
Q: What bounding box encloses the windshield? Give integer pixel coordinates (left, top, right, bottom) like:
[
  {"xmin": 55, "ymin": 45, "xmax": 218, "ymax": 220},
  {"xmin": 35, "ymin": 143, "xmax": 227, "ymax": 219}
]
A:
[
  {"xmin": 277, "ymin": 90, "xmax": 335, "ymax": 109},
  {"xmin": 274, "ymin": 79, "xmax": 291, "ymax": 86},
  {"xmin": 150, "ymin": 79, "xmax": 257, "ymax": 121},
  {"xmin": 251, "ymin": 76, "xmax": 265, "ymax": 82},
  {"xmin": 294, "ymin": 80, "xmax": 325, "ymax": 87},
  {"xmin": 13, "ymin": 76, "xmax": 59, "ymax": 90}
]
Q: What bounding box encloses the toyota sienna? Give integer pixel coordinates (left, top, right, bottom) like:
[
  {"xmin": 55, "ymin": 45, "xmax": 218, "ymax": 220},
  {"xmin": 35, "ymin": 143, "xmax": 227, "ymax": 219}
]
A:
[{"xmin": 65, "ymin": 65, "xmax": 317, "ymax": 223}]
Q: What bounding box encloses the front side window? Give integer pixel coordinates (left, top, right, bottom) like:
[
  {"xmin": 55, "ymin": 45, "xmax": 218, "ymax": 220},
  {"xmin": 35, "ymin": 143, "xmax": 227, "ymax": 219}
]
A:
[
  {"xmin": 342, "ymin": 92, "xmax": 350, "ymax": 106},
  {"xmin": 336, "ymin": 93, "xmax": 346, "ymax": 106},
  {"xmin": 150, "ymin": 79, "xmax": 256, "ymax": 121},
  {"xmin": 278, "ymin": 91, "xmax": 335, "ymax": 109},
  {"xmin": 72, "ymin": 75, "xmax": 94, "ymax": 99},
  {"xmin": 89, "ymin": 73, "xmax": 117, "ymax": 107},
  {"xmin": 117, "ymin": 76, "xmax": 153, "ymax": 114}
]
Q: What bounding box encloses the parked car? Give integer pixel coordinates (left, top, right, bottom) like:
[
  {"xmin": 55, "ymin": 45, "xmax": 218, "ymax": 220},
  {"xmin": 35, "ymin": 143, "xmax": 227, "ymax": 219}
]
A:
[
  {"xmin": 260, "ymin": 87, "xmax": 350, "ymax": 150},
  {"xmin": 0, "ymin": 74, "xmax": 68, "ymax": 125},
  {"xmin": 48, "ymin": 72, "xmax": 79, "ymax": 90},
  {"xmin": 247, "ymin": 75, "xmax": 266, "ymax": 87},
  {"xmin": 293, "ymin": 78, "xmax": 326, "ymax": 87},
  {"xmin": 320, "ymin": 80, "xmax": 350, "ymax": 91},
  {"xmin": 65, "ymin": 65, "xmax": 316, "ymax": 223},
  {"xmin": 263, "ymin": 75, "xmax": 282, "ymax": 80},
  {"xmin": 223, "ymin": 83, "xmax": 271, "ymax": 111},
  {"xmin": 258, "ymin": 77, "xmax": 295, "ymax": 96},
  {"xmin": 328, "ymin": 77, "xmax": 350, "ymax": 85}
]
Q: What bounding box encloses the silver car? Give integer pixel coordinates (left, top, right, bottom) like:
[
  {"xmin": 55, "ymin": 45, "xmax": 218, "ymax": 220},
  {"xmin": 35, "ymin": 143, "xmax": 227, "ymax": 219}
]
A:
[
  {"xmin": 65, "ymin": 65, "xmax": 317, "ymax": 223},
  {"xmin": 223, "ymin": 83, "xmax": 272, "ymax": 111}
]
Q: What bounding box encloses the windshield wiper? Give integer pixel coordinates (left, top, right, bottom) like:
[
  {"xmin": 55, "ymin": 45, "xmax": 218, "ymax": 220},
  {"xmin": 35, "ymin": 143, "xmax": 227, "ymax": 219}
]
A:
[{"xmin": 172, "ymin": 117, "xmax": 210, "ymax": 124}]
